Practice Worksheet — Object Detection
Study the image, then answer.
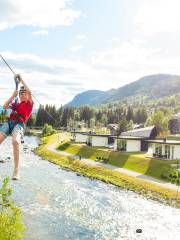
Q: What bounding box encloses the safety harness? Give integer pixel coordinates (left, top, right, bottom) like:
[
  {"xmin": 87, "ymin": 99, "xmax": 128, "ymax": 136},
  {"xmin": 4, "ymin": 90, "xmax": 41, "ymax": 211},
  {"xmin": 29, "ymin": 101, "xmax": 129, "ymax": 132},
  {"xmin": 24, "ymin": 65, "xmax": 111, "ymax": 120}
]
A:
[{"xmin": 8, "ymin": 77, "xmax": 25, "ymax": 143}]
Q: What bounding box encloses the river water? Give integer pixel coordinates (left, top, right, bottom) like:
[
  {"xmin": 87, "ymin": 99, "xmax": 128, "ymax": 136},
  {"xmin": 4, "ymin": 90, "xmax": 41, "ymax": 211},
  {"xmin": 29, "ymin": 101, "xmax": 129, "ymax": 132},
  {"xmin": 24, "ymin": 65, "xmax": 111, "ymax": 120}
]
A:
[{"xmin": 0, "ymin": 136, "xmax": 180, "ymax": 240}]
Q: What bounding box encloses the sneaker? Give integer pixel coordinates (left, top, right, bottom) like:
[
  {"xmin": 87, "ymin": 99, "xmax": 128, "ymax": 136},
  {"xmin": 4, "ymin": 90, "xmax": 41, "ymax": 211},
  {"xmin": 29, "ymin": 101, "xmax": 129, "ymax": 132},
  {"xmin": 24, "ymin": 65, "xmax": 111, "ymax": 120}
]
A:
[{"xmin": 12, "ymin": 168, "xmax": 20, "ymax": 180}]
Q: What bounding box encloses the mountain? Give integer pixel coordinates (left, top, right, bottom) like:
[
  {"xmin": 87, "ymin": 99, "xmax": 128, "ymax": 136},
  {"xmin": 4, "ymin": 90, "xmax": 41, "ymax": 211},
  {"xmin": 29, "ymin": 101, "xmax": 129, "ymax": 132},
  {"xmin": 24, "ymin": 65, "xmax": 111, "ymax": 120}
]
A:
[
  {"xmin": 65, "ymin": 74, "xmax": 180, "ymax": 107},
  {"xmin": 65, "ymin": 90, "xmax": 106, "ymax": 107},
  {"xmin": 104, "ymin": 74, "xmax": 180, "ymax": 102}
]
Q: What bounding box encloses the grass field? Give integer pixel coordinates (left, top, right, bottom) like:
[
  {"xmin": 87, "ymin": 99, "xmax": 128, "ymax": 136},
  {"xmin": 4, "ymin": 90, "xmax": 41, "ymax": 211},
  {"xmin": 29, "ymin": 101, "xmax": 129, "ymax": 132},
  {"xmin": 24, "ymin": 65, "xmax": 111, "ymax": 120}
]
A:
[{"xmin": 57, "ymin": 141, "xmax": 175, "ymax": 181}]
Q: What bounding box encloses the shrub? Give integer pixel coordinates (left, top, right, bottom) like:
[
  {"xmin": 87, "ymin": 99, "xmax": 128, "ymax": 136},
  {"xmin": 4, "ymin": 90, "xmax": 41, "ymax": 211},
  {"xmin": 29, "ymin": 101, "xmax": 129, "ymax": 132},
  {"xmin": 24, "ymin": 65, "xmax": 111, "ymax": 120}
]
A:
[
  {"xmin": 160, "ymin": 167, "xmax": 171, "ymax": 180},
  {"xmin": 168, "ymin": 170, "xmax": 180, "ymax": 185},
  {"xmin": 58, "ymin": 142, "xmax": 70, "ymax": 151},
  {"xmin": 42, "ymin": 124, "xmax": 57, "ymax": 137},
  {"xmin": 104, "ymin": 158, "xmax": 109, "ymax": 163},
  {"xmin": 0, "ymin": 177, "xmax": 25, "ymax": 240}
]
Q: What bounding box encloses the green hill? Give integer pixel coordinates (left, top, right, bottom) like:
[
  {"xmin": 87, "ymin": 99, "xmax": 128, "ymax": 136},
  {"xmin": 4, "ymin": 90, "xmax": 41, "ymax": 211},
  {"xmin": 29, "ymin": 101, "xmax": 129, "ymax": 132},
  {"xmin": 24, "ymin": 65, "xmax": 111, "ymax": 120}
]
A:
[{"xmin": 66, "ymin": 74, "xmax": 180, "ymax": 107}]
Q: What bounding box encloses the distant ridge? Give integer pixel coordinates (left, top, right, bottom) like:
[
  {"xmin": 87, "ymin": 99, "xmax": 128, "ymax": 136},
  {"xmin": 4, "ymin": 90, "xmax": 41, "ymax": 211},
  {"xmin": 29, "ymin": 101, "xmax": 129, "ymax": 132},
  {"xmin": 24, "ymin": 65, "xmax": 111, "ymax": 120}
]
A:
[
  {"xmin": 65, "ymin": 90, "xmax": 106, "ymax": 107},
  {"xmin": 65, "ymin": 74, "xmax": 180, "ymax": 107}
]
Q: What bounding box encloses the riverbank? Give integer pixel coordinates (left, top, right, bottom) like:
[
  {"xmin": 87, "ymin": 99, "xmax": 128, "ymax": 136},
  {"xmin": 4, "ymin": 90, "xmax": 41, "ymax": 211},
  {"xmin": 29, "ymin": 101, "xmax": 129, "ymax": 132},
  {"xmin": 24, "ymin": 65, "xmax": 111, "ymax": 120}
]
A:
[{"xmin": 35, "ymin": 134, "xmax": 180, "ymax": 207}]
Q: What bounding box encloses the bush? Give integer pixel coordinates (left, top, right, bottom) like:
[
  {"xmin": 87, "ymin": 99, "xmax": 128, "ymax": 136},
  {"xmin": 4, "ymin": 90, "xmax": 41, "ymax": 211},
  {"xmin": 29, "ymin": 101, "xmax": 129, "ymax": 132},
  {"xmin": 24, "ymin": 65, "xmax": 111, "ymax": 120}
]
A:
[
  {"xmin": 58, "ymin": 142, "xmax": 70, "ymax": 151},
  {"xmin": 160, "ymin": 167, "xmax": 171, "ymax": 180},
  {"xmin": 168, "ymin": 170, "xmax": 180, "ymax": 185},
  {"xmin": 104, "ymin": 158, "xmax": 109, "ymax": 163},
  {"xmin": 0, "ymin": 177, "xmax": 25, "ymax": 240},
  {"xmin": 42, "ymin": 124, "xmax": 57, "ymax": 137}
]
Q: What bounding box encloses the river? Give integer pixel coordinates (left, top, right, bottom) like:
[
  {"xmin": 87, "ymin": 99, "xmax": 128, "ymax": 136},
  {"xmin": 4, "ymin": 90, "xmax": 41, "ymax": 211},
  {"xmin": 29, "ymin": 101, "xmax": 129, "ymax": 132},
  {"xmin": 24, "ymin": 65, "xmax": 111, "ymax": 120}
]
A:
[{"xmin": 0, "ymin": 136, "xmax": 180, "ymax": 240}]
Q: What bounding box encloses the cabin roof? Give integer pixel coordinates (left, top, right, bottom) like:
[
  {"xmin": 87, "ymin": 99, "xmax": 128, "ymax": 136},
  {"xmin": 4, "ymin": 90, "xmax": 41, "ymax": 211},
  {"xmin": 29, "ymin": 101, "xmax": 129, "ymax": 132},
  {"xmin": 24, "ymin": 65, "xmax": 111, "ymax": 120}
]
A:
[
  {"xmin": 121, "ymin": 126, "xmax": 156, "ymax": 138},
  {"xmin": 146, "ymin": 139, "xmax": 180, "ymax": 145},
  {"xmin": 82, "ymin": 133, "xmax": 115, "ymax": 137},
  {"xmin": 115, "ymin": 136, "xmax": 146, "ymax": 140}
]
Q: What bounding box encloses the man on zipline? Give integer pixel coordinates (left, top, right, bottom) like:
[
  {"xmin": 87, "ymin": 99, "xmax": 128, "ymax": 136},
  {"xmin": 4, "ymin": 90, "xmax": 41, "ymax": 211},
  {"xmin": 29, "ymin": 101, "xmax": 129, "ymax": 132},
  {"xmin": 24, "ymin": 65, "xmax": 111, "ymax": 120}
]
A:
[{"xmin": 0, "ymin": 74, "xmax": 33, "ymax": 180}]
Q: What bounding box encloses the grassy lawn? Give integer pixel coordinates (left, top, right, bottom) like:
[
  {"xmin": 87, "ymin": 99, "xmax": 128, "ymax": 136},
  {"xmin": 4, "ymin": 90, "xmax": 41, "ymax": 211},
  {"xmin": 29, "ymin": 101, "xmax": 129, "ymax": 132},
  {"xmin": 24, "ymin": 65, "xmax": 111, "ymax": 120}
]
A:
[
  {"xmin": 35, "ymin": 134, "xmax": 180, "ymax": 207},
  {"xmin": 57, "ymin": 141, "xmax": 175, "ymax": 181}
]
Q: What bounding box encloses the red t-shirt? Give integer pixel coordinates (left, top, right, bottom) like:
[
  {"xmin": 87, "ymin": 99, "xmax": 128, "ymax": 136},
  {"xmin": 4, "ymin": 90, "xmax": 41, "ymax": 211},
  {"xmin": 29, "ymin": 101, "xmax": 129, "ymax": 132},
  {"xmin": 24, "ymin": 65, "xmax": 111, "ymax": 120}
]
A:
[{"xmin": 9, "ymin": 100, "xmax": 34, "ymax": 123}]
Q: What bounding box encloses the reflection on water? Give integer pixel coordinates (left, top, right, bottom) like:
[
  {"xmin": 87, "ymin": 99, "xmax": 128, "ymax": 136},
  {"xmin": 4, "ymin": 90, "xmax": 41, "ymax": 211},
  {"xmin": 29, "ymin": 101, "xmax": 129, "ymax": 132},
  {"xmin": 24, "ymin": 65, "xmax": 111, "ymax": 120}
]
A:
[{"xmin": 0, "ymin": 136, "xmax": 180, "ymax": 240}]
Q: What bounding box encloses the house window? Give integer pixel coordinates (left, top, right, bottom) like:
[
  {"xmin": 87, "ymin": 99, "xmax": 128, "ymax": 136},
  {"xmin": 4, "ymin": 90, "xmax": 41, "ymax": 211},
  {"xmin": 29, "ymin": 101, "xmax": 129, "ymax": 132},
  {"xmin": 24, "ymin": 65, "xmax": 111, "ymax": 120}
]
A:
[
  {"xmin": 165, "ymin": 145, "xmax": 170, "ymax": 159},
  {"xmin": 117, "ymin": 139, "xmax": 127, "ymax": 151},
  {"xmin": 87, "ymin": 136, "xmax": 92, "ymax": 146},
  {"xmin": 155, "ymin": 144, "xmax": 162, "ymax": 157}
]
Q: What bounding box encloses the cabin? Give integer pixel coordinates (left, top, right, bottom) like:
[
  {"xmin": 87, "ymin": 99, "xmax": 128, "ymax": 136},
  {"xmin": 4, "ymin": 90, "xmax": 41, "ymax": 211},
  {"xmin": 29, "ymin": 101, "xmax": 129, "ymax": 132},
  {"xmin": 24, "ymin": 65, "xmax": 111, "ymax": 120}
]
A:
[
  {"xmin": 114, "ymin": 126, "xmax": 157, "ymax": 152},
  {"xmin": 71, "ymin": 131, "xmax": 89, "ymax": 143},
  {"xmin": 146, "ymin": 139, "xmax": 180, "ymax": 160},
  {"xmin": 85, "ymin": 133, "xmax": 115, "ymax": 147},
  {"xmin": 114, "ymin": 136, "xmax": 148, "ymax": 152}
]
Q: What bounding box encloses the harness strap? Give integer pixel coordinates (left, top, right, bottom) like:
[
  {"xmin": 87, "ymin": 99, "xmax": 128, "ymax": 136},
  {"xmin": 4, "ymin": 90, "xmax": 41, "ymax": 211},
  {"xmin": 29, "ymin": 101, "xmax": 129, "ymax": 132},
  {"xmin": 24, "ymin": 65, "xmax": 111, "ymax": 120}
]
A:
[{"xmin": 11, "ymin": 110, "xmax": 24, "ymax": 123}]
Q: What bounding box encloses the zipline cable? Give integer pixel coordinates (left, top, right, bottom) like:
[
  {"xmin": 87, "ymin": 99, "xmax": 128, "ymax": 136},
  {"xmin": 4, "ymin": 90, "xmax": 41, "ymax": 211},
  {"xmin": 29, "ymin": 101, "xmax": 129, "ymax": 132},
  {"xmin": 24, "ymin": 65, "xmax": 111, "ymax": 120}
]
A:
[
  {"xmin": 0, "ymin": 54, "xmax": 58, "ymax": 125},
  {"xmin": 0, "ymin": 54, "xmax": 16, "ymax": 75}
]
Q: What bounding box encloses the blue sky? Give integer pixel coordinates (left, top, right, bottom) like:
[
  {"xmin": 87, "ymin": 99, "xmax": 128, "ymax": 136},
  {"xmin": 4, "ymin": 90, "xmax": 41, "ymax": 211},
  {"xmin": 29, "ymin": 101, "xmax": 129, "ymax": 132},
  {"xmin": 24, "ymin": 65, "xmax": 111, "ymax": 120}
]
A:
[
  {"xmin": 0, "ymin": 0, "xmax": 180, "ymax": 107},
  {"xmin": 0, "ymin": 0, "xmax": 126, "ymax": 58}
]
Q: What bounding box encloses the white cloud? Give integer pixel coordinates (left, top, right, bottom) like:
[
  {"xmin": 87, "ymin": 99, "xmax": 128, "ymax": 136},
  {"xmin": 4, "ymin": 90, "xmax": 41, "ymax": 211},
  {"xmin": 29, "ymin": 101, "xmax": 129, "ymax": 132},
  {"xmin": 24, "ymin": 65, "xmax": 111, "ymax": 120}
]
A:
[
  {"xmin": 0, "ymin": 0, "xmax": 81, "ymax": 30},
  {"xmin": 0, "ymin": 51, "xmax": 108, "ymax": 106},
  {"xmin": 91, "ymin": 41, "xmax": 159, "ymax": 68},
  {"xmin": 69, "ymin": 45, "xmax": 83, "ymax": 52},
  {"xmin": 76, "ymin": 34, "xmax": 86, "ymax": 40},
  {"xmin": 112, "ymin": 37, "xmax": 119, "ymax": 42},
  {"xmin": 32, "ymin": 29, "xmax": 49, "ymax": 35},
  {"xmin": 135, "ymin": 0, "xmax": 180, "ymax": 36},
  {"xmin": 90, "ymin": 39, "xmax": 180, "ymax": 86},
  {"xmin": 1, "ymin": 37, "xmax": 180, "ymax": 107}
]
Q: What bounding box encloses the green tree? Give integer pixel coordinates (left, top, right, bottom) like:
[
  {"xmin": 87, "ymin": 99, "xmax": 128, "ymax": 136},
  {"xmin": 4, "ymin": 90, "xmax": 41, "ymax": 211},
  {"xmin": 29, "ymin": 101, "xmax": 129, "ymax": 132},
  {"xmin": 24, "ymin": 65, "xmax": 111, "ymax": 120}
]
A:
[
  {"xmin": 42, "ymin": 124, "xmax": 57, "ymax": 137},
  {"xmin": 127, "ymin": 119, "xmax": 134, "ymax": 131},
  {"xmin": 117, "ymin": 117, "xmax": 128, "ymax": 135},
  {"xmin": 145, "ymin": 110, "xmax": 169, "ymax": 134},
  {"xmin": 35, "ymin": 105, "xmax": 45, "ymax": 126},
  {"xmin": 127, "ymin": 106, "xmax": 133, "ymax": 121},
  {"xmin": 26, "ymin": 115, "xmax": 36, "ymax": 127}
]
